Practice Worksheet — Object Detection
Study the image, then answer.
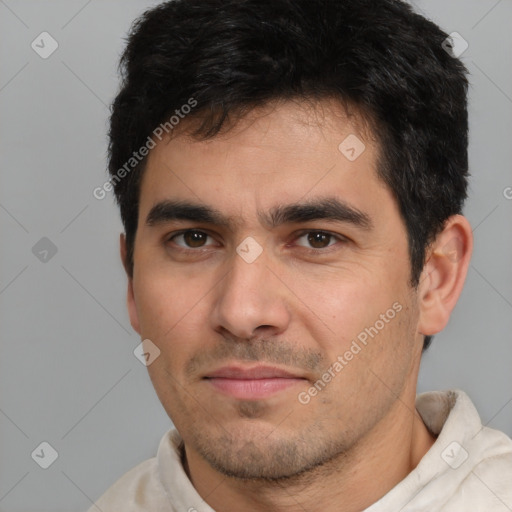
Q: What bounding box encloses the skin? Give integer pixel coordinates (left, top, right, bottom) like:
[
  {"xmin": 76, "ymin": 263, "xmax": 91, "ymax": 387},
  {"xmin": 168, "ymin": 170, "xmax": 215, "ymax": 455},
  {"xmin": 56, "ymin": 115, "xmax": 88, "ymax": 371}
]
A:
[{"xmin": 120, "ymin": 98, "xmax": 473, "ymax": 512}]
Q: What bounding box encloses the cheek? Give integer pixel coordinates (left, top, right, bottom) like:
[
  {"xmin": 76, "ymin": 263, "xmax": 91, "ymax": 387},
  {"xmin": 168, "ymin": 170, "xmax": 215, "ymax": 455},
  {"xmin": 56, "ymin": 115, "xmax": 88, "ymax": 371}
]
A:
[
  {"xmin": 133, "ymin": 269, "xmax": 217, "ymax": 384},
  {"xmin": 314, "ymin": 286, "xmax": 414, "ymax": 386},
  {"xmin": 134, "ymin": 267, "xmax": 205, "ymax": 337},
  {"xmin": 135, "ymin": 282, "xmax": 173, "ymax": 337},
  {"xmin": 298, "ymin": 272, "xmax": 397, "ymax": 347}
]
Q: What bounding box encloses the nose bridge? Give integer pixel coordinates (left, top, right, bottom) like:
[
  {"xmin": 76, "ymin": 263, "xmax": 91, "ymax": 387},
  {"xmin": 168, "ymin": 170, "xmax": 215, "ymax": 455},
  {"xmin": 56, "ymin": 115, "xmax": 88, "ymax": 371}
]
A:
[{"xmin": 211, "ymin": 243, "xmax": 290, "ymax": 339}]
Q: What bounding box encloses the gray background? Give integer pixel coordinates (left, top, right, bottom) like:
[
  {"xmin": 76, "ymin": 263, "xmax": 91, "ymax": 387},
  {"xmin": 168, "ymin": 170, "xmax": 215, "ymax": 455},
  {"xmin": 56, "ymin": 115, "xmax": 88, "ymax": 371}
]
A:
[{"xmin": 0, "ymin": 1, "xmax": 511, "ymax": 511}]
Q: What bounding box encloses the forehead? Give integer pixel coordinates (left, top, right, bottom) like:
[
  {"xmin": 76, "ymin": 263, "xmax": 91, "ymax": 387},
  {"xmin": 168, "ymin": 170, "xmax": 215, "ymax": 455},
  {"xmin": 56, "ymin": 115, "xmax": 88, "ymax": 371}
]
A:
[
  {"xmin": 163, "ymin": 98, "xmax": 377, "ymax": 161},
  {"xmin": 137, "ymin": 99, "xmax": 395, "ymax": 228}
]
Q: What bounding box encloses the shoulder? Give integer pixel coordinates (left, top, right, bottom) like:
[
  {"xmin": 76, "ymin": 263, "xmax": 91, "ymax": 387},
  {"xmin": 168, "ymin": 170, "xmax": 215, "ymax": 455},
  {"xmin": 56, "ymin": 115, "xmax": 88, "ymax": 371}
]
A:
[
  {"xmin": 86, "ymin": 455, "xmax": 170, "ymax": 512},
  {"xmin": 369, "ymin": 390, "xmax": 512, "ymax": 511},
  {"xmin": 87, "ymin": 429, "xmax": 182, "ymax": 512},
  {"xmin": 454, "ymin": 426, "xmax": 512, "ymax": 509},
  {"xmin": 422, "ymin": 390, "xmax": 512, "ymax": 510}
]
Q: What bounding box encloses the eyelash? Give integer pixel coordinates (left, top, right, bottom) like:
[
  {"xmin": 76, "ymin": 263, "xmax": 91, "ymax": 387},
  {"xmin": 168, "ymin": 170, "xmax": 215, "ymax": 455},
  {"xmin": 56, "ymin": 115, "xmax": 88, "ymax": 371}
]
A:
[{"xmin": 165, "ymin": 229, "xmax": 348, "ymax": 254}]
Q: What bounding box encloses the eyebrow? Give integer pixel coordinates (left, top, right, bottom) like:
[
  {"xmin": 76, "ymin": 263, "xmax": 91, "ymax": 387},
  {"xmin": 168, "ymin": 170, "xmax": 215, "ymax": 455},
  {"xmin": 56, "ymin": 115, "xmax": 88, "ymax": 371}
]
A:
[
  {"xmin": 265, "ymin": 197, "xmax": 372, "ymax": 230},
  {"xmin": 145, "ymin": 197, "xmax": 373, "ymax": 231}
]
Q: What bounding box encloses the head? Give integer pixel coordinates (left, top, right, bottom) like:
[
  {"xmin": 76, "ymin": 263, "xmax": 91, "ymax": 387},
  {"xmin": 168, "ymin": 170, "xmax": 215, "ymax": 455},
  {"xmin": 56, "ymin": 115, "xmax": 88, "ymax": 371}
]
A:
[{"xmin": 109, "ymin": 0, "xmax": 472, "ymax": 481}]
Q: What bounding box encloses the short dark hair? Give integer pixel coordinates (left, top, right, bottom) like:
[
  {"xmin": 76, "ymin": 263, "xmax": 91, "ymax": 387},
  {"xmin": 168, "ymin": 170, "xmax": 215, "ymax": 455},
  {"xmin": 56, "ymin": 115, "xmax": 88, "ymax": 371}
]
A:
[{"xmin": 108, "ymin": 0, "xmax": 470, "ymax": 351}]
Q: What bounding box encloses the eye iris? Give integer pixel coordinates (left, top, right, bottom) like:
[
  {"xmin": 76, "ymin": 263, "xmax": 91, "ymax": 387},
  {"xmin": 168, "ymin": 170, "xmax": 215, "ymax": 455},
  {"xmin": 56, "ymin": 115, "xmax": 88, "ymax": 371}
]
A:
[
  {"xmin": 308, "ymin": 232, "xmax": 330, "ymax": 249},
  {"xmin": 184, "ymin": 230, "xmax": 206, "ymax": 247}
]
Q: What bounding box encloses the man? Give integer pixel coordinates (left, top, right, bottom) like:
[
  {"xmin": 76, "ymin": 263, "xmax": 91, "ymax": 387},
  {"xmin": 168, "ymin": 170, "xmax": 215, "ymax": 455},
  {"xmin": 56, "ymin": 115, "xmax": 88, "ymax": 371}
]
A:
[{"xmin": 89, "ymin": 0, "xmax": 512, "ymax": 510}]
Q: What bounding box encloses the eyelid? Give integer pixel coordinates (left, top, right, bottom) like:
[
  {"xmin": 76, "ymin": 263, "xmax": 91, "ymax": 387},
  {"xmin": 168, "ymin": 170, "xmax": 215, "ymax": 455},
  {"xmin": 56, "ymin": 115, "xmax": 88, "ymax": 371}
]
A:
[
  {"xmin": 291, "ymin": 229, "xmax": 349, "ymax": 250},
  {"xmin": 166, "ymin": 229, "xmax": 219, "ymax": 248},
  {"xmin": 165, "ymin": 228, "xmax": 348, "ymax": 251},
  {"xmin": 293, "ymin": 228, "xmax": 348, "ymax": 240}
]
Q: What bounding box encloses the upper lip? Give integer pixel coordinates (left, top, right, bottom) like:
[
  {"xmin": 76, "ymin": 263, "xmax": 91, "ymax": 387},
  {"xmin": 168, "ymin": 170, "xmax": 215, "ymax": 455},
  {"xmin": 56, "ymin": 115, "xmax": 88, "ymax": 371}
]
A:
[{"xmin": 204, "ymin": 365, "xmax": 304, "ymax": 380}]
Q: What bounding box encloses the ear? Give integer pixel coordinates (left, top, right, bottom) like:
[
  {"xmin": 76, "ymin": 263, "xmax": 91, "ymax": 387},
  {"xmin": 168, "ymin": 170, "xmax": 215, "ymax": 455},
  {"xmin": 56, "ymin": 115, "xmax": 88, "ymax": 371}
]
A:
[
  {"xmin": 417, "ymin": 214, "xmax": 473, "ymax": 336},
  {"xmin": 120, "ymin": 233, "xmax": 141, "ymax": 335}
]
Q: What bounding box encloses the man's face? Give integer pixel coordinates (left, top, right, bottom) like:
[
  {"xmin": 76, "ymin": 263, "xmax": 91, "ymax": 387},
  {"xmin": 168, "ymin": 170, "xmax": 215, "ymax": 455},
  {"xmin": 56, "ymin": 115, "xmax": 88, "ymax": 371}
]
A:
[{"xmin": 126, "ymin": 100, "xmax": 424, "ymax": 480}]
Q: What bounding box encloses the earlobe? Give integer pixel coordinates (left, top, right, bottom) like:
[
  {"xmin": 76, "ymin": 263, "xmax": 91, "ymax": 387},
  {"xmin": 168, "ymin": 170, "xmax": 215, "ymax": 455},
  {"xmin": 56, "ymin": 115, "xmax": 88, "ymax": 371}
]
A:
[
  {"xmin": 417, "ymin": 215, "xmax": 473, "ymax": 336},
  {"xmin": 120, "ymin": 233, "xmax": 141, "ymax": 335}
]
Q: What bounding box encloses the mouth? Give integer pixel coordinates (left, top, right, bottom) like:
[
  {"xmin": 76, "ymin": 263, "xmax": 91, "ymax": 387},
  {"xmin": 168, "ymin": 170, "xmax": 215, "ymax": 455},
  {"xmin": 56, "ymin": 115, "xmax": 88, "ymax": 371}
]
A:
[{"xmin": 203, "ymin": 365, "xmax": 307, "ymax": 400}]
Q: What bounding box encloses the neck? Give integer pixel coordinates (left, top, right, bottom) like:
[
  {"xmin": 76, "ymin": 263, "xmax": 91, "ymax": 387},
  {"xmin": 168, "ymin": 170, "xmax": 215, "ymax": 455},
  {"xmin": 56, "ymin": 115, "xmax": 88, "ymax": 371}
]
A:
[{"xmin": 183, "ymin": 396, "xmax": 436, "ymax": 512}]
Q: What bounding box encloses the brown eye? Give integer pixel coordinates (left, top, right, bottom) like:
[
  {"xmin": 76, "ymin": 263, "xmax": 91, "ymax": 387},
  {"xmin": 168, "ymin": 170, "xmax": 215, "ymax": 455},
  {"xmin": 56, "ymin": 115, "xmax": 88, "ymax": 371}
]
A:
[
  {"xmin": 306, "ymin": 232, "xmax": 333, "ymax": 249},
  {"xmin": 171, "ymin": 230, "xmax": 211, "ymax": 248},
  {"xmin": 184, "ymin": 231, "xmax": 207, "ymax": 247}
]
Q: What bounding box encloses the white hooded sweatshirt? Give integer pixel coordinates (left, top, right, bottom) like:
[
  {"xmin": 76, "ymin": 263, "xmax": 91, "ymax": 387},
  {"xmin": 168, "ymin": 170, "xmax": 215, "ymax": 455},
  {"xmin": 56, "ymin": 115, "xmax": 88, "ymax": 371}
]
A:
[{"xmin": 88, "ymin": 390, "xmax": 512, "ymax": 511}]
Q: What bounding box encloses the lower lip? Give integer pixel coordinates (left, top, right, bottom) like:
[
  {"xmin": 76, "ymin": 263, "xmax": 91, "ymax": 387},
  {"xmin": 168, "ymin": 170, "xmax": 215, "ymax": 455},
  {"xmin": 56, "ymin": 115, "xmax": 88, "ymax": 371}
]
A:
[{"xmin": 206, "ymin": 377, "xmax": 305, "ymax": 400}]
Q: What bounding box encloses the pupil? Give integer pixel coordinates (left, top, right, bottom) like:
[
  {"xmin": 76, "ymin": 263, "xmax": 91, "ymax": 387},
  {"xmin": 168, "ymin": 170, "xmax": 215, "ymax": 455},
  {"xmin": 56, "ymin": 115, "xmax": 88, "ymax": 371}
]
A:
[
  {"xmin": 185, "ymin": 231, "xmax": 205, "ymax": 247},
  {"xmin": 308, "ymin": 232, "xmax": 329, "ymax": 248}
]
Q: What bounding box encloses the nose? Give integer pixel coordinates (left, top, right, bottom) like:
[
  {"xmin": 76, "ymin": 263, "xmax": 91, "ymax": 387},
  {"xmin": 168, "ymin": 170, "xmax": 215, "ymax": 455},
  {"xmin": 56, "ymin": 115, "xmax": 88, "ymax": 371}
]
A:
[{"xmin": 210, "ymin": 245, "xmax": 291, "ymax": 340}]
